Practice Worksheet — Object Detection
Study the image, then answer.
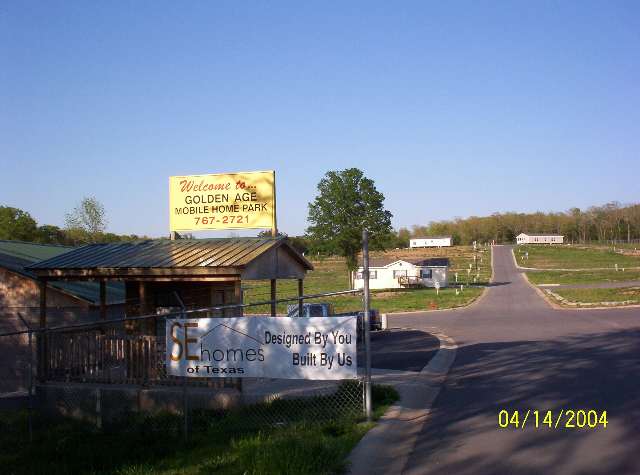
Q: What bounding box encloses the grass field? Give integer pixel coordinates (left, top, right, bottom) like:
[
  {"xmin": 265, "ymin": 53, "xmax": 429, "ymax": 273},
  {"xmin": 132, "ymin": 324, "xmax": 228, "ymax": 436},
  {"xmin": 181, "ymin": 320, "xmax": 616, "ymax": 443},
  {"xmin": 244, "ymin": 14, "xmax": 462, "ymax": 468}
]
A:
[
  {"xmin": 548, "ymin": 287, "xmax": 640, "ymax": 306},
  {"xmin": 582, "ymin": 242, "xmax": 640, "ymax": 252},
  {"xmin": 0, "ymin": 384, "xmax": 398, "ymax": 475},
  {"xmin": 514, "ymin": 245, "xmax": 640, "ymax": 270},
  {"xmin": 527, "ymin": 269, "xmax": 640, "ymax": 285},
  {"xmin": 244, "ymin": 246, "xmax": 491, "ymax": 314}
]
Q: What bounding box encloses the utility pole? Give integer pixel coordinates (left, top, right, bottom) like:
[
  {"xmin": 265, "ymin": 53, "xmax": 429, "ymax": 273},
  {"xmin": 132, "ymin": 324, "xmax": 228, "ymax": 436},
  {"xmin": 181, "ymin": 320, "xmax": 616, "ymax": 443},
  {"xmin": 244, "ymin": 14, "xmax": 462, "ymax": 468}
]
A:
[{"xmin": 362, "ymin": 229, "xmax": 372, "ymax": 421}]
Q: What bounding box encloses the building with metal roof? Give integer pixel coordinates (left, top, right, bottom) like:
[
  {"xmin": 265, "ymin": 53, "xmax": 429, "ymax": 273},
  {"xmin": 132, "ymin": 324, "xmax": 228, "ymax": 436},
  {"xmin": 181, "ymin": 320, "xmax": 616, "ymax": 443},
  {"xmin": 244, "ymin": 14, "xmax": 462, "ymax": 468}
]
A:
[
  {"xmin": 27, "ymin": 236, "xmax": 312, "ymax": 279},
  {"xmin": 0, "ymin": 240, "xmax": 125, "ymax": 311},
  {"xmin": 23, "ymin": 236, "xmax": 314, "ymax": 391},
  {"xmin": 27, "ymin": 236, "xmax": 313, "ymax": 331}
]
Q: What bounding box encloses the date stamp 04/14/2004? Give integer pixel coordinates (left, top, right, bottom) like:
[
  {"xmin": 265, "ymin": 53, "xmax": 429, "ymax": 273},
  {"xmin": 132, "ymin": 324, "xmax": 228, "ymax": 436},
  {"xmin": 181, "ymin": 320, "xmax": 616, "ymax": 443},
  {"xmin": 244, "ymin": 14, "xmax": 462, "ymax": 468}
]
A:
[{"xmin": 498, "ymin": 410, "xmax": 608, "ymax": 430}]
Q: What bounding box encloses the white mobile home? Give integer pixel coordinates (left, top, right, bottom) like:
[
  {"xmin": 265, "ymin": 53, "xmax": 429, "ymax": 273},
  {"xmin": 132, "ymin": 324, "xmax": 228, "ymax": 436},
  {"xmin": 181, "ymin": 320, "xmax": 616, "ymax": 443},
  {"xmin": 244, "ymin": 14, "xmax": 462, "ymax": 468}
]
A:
[
  {"xmin": 353, "ymin": 257, "xmax": 450, "ymax": 290},
  {"xmin": 410, "ymin": 237, "xmax": 452, "ymax": 248},
  {"xmin": 516, "ymin": 233, "xmax": 564, "ymax": 245}
]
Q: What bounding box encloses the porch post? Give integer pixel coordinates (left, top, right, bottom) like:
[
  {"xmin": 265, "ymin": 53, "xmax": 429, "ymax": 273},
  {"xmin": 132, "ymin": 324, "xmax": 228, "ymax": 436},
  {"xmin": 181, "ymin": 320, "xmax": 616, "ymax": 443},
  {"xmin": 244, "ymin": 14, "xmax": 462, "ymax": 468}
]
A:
[
  {"xmin": 139, "ymin": 281, "xmax": 155, "ymax": 334},
  {"xmin": 38, "ymin": 279, "xmax": 47, "ymax": 382},
  {"xmin": 234, "ymin": 280, "xmax": 243, "ymax": 317},
  {"xmin": 100, "ymin": 280, "xmax": 107, "ymax": 320}
]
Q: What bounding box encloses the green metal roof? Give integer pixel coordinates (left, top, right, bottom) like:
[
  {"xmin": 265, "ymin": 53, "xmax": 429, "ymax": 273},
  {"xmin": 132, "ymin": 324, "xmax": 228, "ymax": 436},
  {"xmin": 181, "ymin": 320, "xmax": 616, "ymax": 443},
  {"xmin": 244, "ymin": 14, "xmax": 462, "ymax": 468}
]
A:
[
  {"xmin": 0, "ymin": 240, "xmax": 73, "ymax": 263},
  {"xmin": 0, "ymin": 240, "xmax": 125, "ymax": 304},
  {"xmin": 27, "ymin": 237, "xmax": 313, "ymax": 271}
]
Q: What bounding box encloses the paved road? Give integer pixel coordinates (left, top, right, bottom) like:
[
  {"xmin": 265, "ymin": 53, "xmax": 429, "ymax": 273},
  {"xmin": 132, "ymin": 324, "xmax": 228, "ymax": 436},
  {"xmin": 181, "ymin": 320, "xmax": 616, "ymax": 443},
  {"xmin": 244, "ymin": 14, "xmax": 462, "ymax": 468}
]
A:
[
  {"xmin": 390, "ymin": 245, "xmax": 640, "ymax": 475},
  {"xmin": 365, "ymin": 329, "xmax": 440, "ymax": 372}
]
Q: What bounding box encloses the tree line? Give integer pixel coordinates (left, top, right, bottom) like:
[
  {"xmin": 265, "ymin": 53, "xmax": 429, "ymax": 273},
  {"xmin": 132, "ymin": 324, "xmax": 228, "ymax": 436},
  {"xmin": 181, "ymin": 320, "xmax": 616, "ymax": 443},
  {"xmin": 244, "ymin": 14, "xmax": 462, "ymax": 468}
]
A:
[
  {"xmin": 0, "ymin": 197, "xmax": 146, "ymax": 246},
  {"xmin": 396, "ymin": 202, "xmax": 640, "ymax": 246}
]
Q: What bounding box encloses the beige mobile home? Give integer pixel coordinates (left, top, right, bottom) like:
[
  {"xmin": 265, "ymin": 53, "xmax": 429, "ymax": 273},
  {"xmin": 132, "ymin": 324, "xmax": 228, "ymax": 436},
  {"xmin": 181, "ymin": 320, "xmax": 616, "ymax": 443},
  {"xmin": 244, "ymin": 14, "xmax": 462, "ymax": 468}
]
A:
[
  {"xmin": 516, "ymin": 233, "xmax": 564, "ymax": 245},
  {"xmin": 353, "ymin": 257, "xmax": 449, "ymax": 290},
  {"xmin": 409, "ymin": 236, "xmax": 452, "ymax": 248}
]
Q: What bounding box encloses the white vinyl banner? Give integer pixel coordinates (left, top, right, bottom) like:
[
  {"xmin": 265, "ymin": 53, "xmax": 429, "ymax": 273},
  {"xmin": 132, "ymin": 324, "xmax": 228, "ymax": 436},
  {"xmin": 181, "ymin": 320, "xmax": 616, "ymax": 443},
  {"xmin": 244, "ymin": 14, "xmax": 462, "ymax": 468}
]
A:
[{"xmin": 166, "ymin": 316, "xmax": 357, "ymax": 380}]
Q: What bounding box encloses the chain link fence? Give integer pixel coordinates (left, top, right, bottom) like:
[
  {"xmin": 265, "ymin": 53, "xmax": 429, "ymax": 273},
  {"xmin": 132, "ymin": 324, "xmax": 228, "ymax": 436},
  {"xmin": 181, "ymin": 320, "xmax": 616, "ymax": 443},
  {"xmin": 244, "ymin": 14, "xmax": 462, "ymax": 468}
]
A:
[{"xmin": 0, "ymin": 290, "xmax": 369, "ymax": 444}]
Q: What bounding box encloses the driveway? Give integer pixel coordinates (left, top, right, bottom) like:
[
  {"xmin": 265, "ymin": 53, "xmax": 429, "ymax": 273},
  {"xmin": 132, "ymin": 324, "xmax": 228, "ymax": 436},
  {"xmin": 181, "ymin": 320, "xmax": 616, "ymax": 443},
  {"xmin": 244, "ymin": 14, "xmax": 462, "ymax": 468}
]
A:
[{"xmin": 389, "ymin": 245, "xmax": 640, "ymax": 475}]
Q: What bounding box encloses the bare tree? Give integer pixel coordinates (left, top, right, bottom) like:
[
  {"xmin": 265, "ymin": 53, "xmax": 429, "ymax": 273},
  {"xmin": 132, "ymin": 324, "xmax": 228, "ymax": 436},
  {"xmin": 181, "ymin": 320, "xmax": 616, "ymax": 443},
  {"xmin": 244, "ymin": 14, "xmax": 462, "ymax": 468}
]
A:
[{"xmin": 65, "ymin": 196, "xmax": 107, "ymax": 242}]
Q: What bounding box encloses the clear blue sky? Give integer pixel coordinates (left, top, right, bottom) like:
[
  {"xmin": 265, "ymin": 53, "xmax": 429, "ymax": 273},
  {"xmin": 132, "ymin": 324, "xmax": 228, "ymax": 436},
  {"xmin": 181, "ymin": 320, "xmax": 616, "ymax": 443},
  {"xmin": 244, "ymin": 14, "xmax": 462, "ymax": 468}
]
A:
[{"xmin": 1, "ymin": 1, "xmax": 639, "ymax": 237}]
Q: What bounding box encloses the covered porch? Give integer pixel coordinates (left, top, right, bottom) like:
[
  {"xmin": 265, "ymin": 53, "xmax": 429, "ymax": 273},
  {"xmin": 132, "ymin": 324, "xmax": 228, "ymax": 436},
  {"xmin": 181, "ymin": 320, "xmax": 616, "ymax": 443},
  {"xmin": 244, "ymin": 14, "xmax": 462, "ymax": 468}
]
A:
[{"xmin": 27, "ymin": 237, "xmax": 313, "ymax": 388}]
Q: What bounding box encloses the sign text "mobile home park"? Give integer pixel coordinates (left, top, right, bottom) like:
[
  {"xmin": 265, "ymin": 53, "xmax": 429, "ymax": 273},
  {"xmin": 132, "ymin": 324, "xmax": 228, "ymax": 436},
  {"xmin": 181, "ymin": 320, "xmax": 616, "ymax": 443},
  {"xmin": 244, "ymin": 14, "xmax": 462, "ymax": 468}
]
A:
[{"xmin": 169, "ymin": 170, "xmax": 275, "ymax": 231}]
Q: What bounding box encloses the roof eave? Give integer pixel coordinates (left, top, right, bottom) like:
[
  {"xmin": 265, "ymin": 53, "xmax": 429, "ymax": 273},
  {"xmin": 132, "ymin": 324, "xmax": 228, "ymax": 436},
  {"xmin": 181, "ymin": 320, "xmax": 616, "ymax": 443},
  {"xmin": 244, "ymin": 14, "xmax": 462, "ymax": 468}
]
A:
[{"xmin": 31, "ymin": 266, "xmax": 244, "ymax": 279}]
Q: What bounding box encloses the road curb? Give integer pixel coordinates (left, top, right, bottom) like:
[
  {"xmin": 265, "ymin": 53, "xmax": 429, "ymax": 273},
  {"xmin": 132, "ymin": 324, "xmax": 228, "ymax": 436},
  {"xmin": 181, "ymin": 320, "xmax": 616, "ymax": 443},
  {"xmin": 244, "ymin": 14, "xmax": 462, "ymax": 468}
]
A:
[
  {"xmin": 520, "ymin": 270, "xmax": 561, "ymax": 309},
  {"xmin": 347, "ymin": 327, "xmax": 457, "ymax": 475}
]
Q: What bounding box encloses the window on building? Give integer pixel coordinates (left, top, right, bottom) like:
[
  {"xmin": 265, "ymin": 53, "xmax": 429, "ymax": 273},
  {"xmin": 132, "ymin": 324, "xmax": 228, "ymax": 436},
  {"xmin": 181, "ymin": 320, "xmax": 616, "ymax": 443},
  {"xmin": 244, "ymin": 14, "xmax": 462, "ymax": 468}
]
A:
[
  {"xmin": 420, "ymin": 269, "xmax": 432, "ymax": 279},
  {"xmin": 356, "ymin": 272, "xmax": 363, "ymax": 279},
  {"xmin": 393, "ymin": 270, "xmax": 407, "ymax": 278},
  {"xmin": 370, "ymin": 270, "xmax": 377, "ymax": 279}
]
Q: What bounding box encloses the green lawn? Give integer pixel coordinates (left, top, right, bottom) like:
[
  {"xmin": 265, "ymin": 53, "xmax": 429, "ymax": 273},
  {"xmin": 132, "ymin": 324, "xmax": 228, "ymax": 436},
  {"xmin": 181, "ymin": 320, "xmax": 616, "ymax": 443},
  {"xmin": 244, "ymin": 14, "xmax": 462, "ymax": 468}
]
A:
[
  {"xmin": 582, "ymin": 242, "xmax": 640, "ymax": 251},
  {"xmin": 515, "ymin": 245, "xmax": 640, "ymax": 269},
  {"xmin": 0, "ymin": 384, "xmax": 398, "ymax": 475},
  {"xmin": 548, "ymin": 287, "xmax": 640, "ymax": 306},
  {"xmin": 527, "ymin": 269, "xmax": 640, "ymax": 285},
  {"xmin": 244, "ymin": 246, "xmax": 490, "ymax": 314}
]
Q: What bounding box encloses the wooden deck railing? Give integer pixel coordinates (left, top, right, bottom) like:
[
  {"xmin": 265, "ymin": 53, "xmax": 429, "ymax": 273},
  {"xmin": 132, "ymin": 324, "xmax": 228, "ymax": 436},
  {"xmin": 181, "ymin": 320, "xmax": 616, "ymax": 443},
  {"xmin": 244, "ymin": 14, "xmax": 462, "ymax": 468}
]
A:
[
  {"xmin": 398, "ymin": 276, "xmax": 422, "ymax": 287},
  {"xmin": 45, "ymin": 329, "xmax": 168, "ymax": 385}
]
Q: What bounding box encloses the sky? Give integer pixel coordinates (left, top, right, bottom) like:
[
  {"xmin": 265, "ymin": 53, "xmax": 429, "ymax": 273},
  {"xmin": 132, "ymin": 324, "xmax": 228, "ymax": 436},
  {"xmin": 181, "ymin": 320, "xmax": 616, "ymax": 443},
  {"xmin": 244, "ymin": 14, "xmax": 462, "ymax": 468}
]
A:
[{"xmin": 1, "ymin": 1, "xmax": 639, "ymax": 238}]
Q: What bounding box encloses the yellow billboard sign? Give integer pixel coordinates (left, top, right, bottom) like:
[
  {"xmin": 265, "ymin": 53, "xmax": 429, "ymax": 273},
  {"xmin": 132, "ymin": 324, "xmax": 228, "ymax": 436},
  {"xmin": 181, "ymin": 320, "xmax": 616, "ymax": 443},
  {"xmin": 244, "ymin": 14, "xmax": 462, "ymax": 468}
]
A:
[{"xmin": 169, "ymin": 170, "xmax": 275, "ymax": 232}]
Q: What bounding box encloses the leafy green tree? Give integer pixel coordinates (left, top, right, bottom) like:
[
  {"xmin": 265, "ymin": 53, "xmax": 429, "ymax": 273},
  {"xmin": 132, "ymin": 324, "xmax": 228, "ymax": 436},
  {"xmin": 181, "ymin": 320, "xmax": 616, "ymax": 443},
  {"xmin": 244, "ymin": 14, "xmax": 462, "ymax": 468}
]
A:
[
  {"xmin": 0, "ymin": 206, "xmax": 38, "ymax": 241},
  {"xmin": 35, "ymin": 225, "xmax": 67, "ymax": 244},
  {"xmin": 65, "ymin": 196, "xmax": 107, "ymax": 242},
  {"xmin": 288, "ymin": 235, "xmax": 310, "ymax": 255},
  {"xmin": 306, "ymin": 168, "xmax": 393, "ymax": 272},
  {"xmin": 256, "ymin": 230, "xmax": 310, "ymax": 255},
  {"xmin": 396, "ymin": 227, "xmax": 411, "ymax": 248}
]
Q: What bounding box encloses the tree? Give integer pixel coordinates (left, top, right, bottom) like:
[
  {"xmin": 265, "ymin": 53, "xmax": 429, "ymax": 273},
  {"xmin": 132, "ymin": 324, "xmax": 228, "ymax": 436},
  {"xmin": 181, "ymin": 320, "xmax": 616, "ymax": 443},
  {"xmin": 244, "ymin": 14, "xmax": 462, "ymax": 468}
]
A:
[
  {"xmin": 0, "ymin": 206, "xmax": 38, "ymax": 241},
  {"xmin": 35, "ymin": 225, "xmax": 67, "ymax": 244},
  {"xmin": 65, "ymin": 196, "xmax": 107, "ymax": 242},
  {"xmin": 256, "ymin": 230, "xmax": 310, "ymax": 255},
  {"xmin": 396, "ymin": 227, "xmax": 411, "ymax": 248},
  {"xmin": 306, "ymin": 168, "xmax": 393, "ymax": 274}
]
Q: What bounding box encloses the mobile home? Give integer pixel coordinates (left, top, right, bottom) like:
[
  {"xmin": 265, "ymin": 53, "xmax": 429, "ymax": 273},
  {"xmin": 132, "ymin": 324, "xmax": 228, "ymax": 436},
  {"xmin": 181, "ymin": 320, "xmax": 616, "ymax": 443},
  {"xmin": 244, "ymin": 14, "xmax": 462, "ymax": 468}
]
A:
[
  {"xmin": 516, "ymin": 233, "xmax": 564, "ymax": 245},
  {"xmin": 409, "ymin": 237, "xmax": 452, "ymax": 248},
  {"xmin": 353, "ymin": 257, "xmax": 449, "ymax": 290}
]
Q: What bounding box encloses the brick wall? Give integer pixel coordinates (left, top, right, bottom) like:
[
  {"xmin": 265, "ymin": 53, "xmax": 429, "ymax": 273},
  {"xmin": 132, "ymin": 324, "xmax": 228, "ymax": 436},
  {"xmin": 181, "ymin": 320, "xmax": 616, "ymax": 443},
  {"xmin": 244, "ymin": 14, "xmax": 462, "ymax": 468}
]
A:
[{"xmin": 0, "ymin": 267, "xmax": 90, "ymax": 310}]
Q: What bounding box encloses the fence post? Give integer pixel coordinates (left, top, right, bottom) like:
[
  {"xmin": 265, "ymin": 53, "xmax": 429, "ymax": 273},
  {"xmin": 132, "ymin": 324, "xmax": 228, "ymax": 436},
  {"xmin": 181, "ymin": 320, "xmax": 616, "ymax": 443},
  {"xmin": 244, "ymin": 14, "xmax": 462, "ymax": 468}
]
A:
[
  {"xmin": 297, "ymin": 279, "xmax": 304, "ymax": 318},
  {"xmin": 183, "ymin": 376, "xmax": 188, "ymax": 441},
  {"xmin": 362, "ymin": 230, "xmax": 372, "ymax": 422},
  {"xmin": 181, "ymin": 308, "xmax": 189, "ymax": 441},
  {"xmin": 96, "ymin": 387, "xmax": 102, "ymax": 430}
]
